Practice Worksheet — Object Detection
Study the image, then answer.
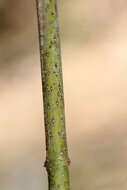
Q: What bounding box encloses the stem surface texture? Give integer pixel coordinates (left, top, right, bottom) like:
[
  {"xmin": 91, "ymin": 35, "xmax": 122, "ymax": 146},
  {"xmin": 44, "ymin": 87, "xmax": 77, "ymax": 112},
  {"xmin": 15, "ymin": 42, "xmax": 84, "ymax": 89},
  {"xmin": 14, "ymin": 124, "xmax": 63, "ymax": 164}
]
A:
[{"xmin": 36, "ymin": 1, "xmax": 70, "ymax": 190}]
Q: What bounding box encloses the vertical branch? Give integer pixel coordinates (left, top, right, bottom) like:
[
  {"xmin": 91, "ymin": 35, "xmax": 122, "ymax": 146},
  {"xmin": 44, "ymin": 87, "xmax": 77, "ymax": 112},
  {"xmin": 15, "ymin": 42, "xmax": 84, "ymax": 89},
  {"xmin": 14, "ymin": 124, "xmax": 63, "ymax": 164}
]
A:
[{"xmin": 36, "ymin": 0, "xmax": 70, "ymax": 190}]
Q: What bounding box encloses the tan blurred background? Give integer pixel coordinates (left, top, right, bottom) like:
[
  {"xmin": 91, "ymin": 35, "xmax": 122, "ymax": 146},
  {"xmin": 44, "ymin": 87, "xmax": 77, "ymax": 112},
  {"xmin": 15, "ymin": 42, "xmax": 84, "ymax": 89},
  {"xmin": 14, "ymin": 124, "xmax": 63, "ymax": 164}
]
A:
[{"xmin": 1, "ymin": 0, "xmax": 127, "ymax": 189}]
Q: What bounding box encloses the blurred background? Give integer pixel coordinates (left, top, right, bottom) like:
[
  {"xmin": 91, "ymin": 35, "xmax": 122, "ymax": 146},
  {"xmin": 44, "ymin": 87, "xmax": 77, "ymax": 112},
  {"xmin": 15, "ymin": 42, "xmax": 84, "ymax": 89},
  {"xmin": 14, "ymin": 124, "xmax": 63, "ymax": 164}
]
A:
[{"xmin": 1, "ymin": 0, "xmax": 127, "ymax": 189}]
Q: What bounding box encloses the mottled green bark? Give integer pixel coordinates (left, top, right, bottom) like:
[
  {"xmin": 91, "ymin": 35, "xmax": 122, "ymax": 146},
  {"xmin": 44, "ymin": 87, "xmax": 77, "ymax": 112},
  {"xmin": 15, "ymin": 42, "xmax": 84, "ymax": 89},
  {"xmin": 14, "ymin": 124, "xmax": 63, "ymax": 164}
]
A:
[{"xmin": 36, "ymin": 0, "xmax": 70, "ymax": 190}]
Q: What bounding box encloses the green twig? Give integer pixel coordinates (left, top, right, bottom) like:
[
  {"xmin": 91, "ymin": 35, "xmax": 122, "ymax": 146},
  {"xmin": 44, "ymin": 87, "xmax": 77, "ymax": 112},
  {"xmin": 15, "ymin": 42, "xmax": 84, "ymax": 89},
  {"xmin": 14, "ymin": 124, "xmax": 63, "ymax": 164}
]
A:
[{"xmin": 36, "ymin": 0, "xmax": 70, "ymax": 190}]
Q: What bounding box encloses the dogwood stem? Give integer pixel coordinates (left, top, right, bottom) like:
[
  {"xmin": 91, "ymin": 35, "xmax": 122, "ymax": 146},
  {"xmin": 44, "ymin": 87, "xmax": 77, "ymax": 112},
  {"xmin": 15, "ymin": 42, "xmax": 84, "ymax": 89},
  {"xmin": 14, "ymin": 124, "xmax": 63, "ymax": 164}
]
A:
[{"xmin": 36, "ymin": 0, "xmax": 70, "ymax": 190}]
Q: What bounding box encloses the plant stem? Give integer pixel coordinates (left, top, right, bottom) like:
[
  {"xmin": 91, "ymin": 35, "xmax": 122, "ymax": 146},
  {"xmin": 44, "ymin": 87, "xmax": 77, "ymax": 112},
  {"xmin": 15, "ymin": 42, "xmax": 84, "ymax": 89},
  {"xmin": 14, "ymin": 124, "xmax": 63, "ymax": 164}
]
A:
[{"xmin": 36, "ymin": 0, "xmax": 70, "ymax": 190}]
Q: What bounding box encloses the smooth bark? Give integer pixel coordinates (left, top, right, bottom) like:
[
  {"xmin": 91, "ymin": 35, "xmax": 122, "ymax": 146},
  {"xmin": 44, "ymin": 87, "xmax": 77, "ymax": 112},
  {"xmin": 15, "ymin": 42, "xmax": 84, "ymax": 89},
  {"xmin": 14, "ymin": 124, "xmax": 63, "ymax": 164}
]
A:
[{"xmin": 36, "ymin": 1, "xmax": 70, "ymax": 190}]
